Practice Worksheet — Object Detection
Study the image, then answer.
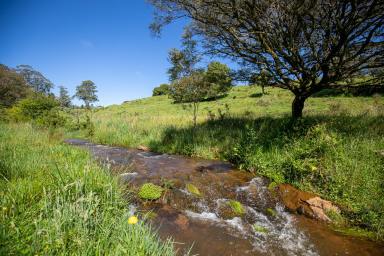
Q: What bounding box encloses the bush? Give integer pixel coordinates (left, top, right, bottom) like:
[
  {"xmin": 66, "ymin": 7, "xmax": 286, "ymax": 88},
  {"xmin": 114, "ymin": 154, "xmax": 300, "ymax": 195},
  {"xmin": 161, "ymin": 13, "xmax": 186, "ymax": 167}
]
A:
[
  {"xmin": 138, "ymin": 183, "xmax": 163, "ymax": 200},
  {"xmin": 152, "ymin": 83, "xmax": 170, "ymax": 96},
  {"xmin": 7, "ymin": 93, "xmax": 67, "ymax": 128}
]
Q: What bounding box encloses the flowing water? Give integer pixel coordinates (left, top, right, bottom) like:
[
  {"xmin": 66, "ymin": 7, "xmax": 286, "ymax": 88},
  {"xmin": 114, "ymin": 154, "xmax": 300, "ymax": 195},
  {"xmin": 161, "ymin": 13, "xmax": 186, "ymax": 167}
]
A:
[{"xmin": 66, "ymin": 139, "xmax": 384, "ymax": 256}]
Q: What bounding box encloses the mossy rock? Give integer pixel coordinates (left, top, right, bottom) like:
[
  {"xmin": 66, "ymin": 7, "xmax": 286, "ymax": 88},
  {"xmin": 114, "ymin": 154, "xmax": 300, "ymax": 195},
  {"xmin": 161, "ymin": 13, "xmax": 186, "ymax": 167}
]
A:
[
  {"xmin": 252, "ymin": 224, "xmax": 268, "ymax": 233},
  {"xmin": 227, "ymin": 200, "xmax": 245, "ymax": 215},
  {"xmin": 266, "ymin": 208, "xmax": 277, "ymax": 217},
  {"xmin": 138, "ymin": 183, "xmax": 163, "ymax": 200},
  {"xmin": 186, "ymin": 183, "xmax": 202, "ymax": 196}
]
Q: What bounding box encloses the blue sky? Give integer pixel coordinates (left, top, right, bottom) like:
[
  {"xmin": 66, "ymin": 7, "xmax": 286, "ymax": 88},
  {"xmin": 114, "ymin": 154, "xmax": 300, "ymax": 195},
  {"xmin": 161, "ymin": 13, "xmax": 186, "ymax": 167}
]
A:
[{"xmin": 0, "ymin": 0, "xmax": 213, "ymax": 106}]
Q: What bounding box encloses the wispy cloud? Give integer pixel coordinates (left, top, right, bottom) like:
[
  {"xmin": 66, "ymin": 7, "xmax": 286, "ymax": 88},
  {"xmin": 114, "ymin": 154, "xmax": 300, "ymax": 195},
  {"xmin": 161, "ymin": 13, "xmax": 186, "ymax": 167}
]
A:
[{"xmin": 80, "ymin": 39, "xmax": 94, "ymax": 48}]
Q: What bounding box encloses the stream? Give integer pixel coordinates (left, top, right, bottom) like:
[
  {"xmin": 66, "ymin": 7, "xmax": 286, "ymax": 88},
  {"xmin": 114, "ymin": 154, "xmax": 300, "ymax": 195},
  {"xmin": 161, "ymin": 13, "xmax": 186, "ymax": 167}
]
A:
[{"xmin": 66, "ymin": 139, "xmax": 384, "ymax": 256}]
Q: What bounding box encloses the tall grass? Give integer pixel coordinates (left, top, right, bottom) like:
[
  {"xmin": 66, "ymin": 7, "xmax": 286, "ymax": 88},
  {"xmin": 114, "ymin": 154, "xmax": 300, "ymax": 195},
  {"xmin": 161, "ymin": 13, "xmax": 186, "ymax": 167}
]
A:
[
  {"xmin": 84, "ymin": 86, "xmax": 384, "ymax": 239},
  {"xmin": 0, "ymin": 123, "xmax": 175, "ymax": 255}
]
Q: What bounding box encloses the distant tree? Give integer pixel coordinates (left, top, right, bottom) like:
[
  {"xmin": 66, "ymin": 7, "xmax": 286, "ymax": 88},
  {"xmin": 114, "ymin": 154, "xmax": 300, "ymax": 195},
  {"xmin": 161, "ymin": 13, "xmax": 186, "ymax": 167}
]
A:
[
  {"xmin": 150, "ymin": 0, "xmax": 384, "ymax": 118},
  {"xmin": 75, "ymin": 80, "xmax": 98, "ymax": 109},
  {"xmin": 169, "ymin": 71, "xmax": 208, "ymax": 127},
  {"xmin": 250, "ymin": 69, "xmax": 273, "ymax": 95},
  {"xmin": 205, "ymin": 61, "xmax": 232, "ymax": 98},
  {"xmin": 0, "ymin": 64, "xmax": 30, "ymax": 107},
  {"xmin": 167, "ymin": 27, "xmax": 201, "ymax": 82},
  {"xmin": 15, "ymin": 65, "xmax": 54, "ymax": 94},
  {"xmin": 152, "ymin": 83, "xmax": 170, "ymax": 96},
  {"xmin": 58, "ymin": 86, "xmax": 71, "ymax": 107}
]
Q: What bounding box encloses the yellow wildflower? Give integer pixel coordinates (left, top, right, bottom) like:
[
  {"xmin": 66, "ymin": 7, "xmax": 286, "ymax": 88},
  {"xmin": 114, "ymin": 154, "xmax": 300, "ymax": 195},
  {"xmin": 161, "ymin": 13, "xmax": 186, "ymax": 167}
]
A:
[{"xmin": 128, "ymin": 215, "xmax": 138, "ymax": 225}]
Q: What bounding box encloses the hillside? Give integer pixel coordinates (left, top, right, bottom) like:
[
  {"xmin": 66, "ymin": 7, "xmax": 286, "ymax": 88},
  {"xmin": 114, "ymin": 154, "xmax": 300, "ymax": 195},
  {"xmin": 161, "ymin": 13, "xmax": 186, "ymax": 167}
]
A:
[{"xmin": 87, "ymin": 86, "xmax": 384, "ymax": 239}]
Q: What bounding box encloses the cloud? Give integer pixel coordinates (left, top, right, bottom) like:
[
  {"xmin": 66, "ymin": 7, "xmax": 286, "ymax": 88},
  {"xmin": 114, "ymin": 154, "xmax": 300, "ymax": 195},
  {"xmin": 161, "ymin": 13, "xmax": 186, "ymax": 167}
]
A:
[{"xmin": 80, "ymin": 39, "xmax": 94, "ymax": 48}]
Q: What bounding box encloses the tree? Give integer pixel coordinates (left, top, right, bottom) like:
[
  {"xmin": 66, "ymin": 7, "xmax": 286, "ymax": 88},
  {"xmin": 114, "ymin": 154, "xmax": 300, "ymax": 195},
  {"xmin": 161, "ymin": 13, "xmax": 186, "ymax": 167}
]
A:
[
  {"xmin": 58, "ymin": 86, "xmax": 71, "ymax": 107},
  {"xmin": 205, "ymin": 61, "xmax": 232, "ymax": 98},
  {"xmin": 167, "ymin": 27, "xmax": 201, "ymax": 82},
  {"xmin": 169, "ymin": 71, "xmax": 208, "ymax": 127},
  {"xmin": 152, "ymin": 83, "xmax": 170, "ymax": 96},
  {"xmin": 0, "ymin": 64, "xmax": 30, "ymax": 107},
  {"xmin": 15, "ymin": 65, "xmax": 54, "ymax": 95},
  {"xmin": 150, "ymin": 0, "xmax": 384, "ymax": 118},
  {"xmin": 75, "ymin": 80, "xmax": 98, "ymax": 109}
]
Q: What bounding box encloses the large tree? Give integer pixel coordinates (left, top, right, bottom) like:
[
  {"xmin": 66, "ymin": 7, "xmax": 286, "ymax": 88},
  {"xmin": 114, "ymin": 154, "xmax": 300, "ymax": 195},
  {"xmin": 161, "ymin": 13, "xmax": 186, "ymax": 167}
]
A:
[
  {"xmin": 0, "ymin": 64, "xmax": 30, "ymax": 107},
  {"xmin": 15, "ymin": 65, "xmax": 54, "ymax": 95},
  {"xmin": 150, "ymin": 0, "xmax": 384, "ymax": 118},
  {"xmin": 75, "ymin": 80, "xmax": 98, "ymax": 109}
]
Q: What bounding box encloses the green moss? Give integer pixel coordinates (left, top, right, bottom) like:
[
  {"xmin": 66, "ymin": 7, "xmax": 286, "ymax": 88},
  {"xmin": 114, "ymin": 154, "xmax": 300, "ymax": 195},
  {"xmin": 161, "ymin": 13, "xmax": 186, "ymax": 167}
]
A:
[
  {"xmin": 227, "ymin": 200, "xmax": 245, "ymax": 215},
  {"xmin": 252, "ymin": 224, "xmax": 268, "ymax": 233},
  {"xmin": 268, "ymin": 181, "xmax": 278, "ymax": 191},
  {"xmin": 186, "ymin": 183, "xmax": 201, "ymax": 196},
  {"xmin": 266, "ymin": 208, "xmax": 277, "ymax": 217},
  {"xmin": 138, "ymin": 183, "xmax": 163, "ymax": 200},
  {"xmin": 333, "ymin": 227, "xmax": 376, "ymax": 240}
]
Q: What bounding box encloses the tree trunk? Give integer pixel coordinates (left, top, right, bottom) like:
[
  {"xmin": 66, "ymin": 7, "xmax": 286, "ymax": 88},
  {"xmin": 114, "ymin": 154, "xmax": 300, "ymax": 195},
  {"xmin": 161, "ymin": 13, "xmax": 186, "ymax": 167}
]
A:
[{"xmin": 292, "ymin": 95, "xmax": 307, "ymax": 119}]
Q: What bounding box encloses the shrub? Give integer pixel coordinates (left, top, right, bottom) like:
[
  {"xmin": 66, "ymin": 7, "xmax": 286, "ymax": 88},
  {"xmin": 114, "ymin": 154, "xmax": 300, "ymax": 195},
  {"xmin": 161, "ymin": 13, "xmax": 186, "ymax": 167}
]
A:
[
  {"xmin": 152, "ymin": 83, "xmax": 170, "ymax": 96},
  {"xmin": 138, "ymin": 183, "xmax": 163, "ymax": 200}
]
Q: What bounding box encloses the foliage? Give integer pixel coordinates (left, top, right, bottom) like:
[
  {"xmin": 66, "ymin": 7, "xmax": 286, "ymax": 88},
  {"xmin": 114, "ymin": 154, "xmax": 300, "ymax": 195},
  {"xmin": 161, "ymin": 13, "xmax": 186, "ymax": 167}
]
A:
[
  {"xmin": 186, "ymin": 183, "xmax": 201, "ymax": 197},
  {"xmin": 15, "ymin": 64, "xmax": 54, "ymax": 94},
  {"xmin": 227, "ymin": 200, "xmax": 245, "ymax": 215},
  {"xmin": 153, "ymin": 83, "xmax": 170, "ymax": 96},
  {"xmin": 170, "ymin": 72, "xmax": 208, "ymax": 127},
  {"xmin": 138, "ymin": 183, "xmax": 163, "ymax": 200},
  {"xmin": 58, "ymin": 86, "xmax": 71, "ymax": 107},
  {"xmin": 75, "ymin": 80, "xmax": 98, "ymax": 108},
  {"xmin": 7, "ymin": 93, "xmax": 67, "ymax": 128},
  {"xmin": 0, "ymin": 64, "xmax": 30, "ymax": 108},
  {"xmin": 150, "ymin": 0, "xmax": 384, "ymax": 118},
  {"xmin": 167, "ymin": 27, "xmax": 201, "ymax": 82},
  {"xmin": 0, "ymin": 123, "xmax": 175, "ymax": 255},
  {"xmin": 205, "ymin": 61, "xmax": 232, "ymax": 98}
]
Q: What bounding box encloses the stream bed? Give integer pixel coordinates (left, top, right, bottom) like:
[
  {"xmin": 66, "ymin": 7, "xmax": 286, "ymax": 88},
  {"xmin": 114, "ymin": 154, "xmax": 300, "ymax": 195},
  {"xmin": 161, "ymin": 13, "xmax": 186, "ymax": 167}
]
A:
[{"xmin": 66, "ymin": 139, "xmax": 384, "ymax": 256}]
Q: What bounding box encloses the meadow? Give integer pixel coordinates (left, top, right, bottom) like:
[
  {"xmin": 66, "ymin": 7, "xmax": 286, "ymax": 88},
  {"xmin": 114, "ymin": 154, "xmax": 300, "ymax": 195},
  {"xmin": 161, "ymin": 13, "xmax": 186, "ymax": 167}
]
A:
[
  {"xmin": 86, "ymin": 86, "xmax": 384, "ymax": 239},
  {"xmin": 0, "ymin": 123, "xmax": 175, "ymax": 255}
]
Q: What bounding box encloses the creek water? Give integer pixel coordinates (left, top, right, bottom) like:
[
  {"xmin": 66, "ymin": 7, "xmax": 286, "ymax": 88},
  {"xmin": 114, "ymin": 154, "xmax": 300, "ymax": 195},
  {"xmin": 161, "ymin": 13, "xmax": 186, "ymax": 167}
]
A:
[{"xmin": 66, "ymin": 139, "xmax": 384, "ymax": 256}]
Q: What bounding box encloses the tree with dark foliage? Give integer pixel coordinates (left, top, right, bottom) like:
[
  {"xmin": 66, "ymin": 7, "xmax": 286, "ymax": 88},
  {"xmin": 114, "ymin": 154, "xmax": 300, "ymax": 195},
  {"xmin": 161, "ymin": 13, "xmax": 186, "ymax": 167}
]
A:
[
  {"xmin": 150, "ymin": 0, "xmax": 384, "ymax": 118},
  {"xmin": 0, "ymin": 64, "xmax": 30, "ymax": 107},
  {"xmin": 15, "ymin": 65, "xmax": 54, "ymax": 95},
  {"xmin": 75, "ymin": 80, "xmax": 98, "ymax": 109}
]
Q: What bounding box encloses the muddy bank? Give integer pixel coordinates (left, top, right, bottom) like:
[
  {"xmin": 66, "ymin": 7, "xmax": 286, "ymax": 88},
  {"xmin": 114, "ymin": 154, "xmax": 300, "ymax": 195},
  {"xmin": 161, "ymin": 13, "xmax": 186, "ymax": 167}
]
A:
[{"xmin": 66, "ymin": 139, "xmax": 384, "ymax": 256}]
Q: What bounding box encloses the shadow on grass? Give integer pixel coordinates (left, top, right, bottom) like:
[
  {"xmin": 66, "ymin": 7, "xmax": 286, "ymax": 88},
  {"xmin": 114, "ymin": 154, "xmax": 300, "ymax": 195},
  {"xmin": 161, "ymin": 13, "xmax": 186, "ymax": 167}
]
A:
[{"xmin": 148, "ymin": 114, "xmax": 384, "ymax": 159}]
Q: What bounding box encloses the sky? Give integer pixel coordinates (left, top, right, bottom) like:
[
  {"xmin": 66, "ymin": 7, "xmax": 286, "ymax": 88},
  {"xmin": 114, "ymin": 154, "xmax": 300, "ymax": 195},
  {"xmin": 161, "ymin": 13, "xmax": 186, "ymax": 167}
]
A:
[{"xmin": 0, "ymin": 0, "xmax": 207, "ymax": 106}]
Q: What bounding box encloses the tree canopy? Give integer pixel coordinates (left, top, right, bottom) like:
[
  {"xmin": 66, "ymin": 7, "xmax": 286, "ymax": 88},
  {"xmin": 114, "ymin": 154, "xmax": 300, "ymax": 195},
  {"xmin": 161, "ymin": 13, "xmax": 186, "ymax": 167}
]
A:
[
  {"xmin": 75, "ymin": 80, "xmax": 98, "ymax": 108},
  {"xmin": 0, "ymin": 64, "xmax": 30, "ymax": 108},
  {"xmin": 58, "ymin": 86, "xmax": 72, "ymax": 108},
  {"xmin": 15, "ymin": 65, "xmax": 54, "ymax": 95},
  {"xmin": 150, "ymin": 0, "xmax": 384, "ymax": 118}
]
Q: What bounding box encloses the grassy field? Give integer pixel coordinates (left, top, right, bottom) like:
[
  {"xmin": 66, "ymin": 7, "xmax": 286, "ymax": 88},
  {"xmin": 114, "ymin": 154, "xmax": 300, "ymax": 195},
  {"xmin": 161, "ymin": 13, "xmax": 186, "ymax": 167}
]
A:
[
  {"xmin": 85, "ymin": 86, "xmax": 384, "ymax": 239},
  {"xmin": 0, "ymin": 123, "xmax": 175, "ymax": 255}
]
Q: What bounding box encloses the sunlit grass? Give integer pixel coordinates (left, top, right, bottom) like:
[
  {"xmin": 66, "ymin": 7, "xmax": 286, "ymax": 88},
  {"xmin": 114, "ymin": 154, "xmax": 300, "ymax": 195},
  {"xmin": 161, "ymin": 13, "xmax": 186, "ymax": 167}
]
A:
[{"xmin": 0, "ymin": 123, "xmax": 175, "ymax": 255}]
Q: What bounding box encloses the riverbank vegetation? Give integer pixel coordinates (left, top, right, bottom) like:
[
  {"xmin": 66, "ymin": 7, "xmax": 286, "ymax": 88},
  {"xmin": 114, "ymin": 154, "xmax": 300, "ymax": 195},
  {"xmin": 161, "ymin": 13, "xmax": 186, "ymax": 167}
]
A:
[
  {"xmin": 0, "ymin": 123, "xmax": 175, "ymax": 255},
  {"xmin": 86, "ymin": 86, "xmax": 384, "ymax": 239}
]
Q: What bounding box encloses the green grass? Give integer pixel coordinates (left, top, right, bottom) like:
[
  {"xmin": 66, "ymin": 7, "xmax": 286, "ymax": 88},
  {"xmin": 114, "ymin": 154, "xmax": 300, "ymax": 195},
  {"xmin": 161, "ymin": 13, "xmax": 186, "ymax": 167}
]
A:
[
  {"xmin": 0, "ymin": 123, "xmax": 175, "ymax": 255},
  {"xmin": 83, "ymin": 86, "xmax": 384, "ymax": 239}
]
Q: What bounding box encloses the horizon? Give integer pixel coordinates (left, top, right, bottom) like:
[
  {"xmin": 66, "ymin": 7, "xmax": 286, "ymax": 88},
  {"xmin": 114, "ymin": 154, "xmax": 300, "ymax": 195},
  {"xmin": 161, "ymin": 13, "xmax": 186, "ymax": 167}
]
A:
[{"xmin": 0, "ymin": 0, "xmax": 229, "ymax": 106}]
